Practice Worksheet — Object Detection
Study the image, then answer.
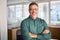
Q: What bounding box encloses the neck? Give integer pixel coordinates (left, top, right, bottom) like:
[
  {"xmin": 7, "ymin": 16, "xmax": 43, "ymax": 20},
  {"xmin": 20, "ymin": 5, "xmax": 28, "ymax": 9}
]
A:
[
  {"xmin": 31, "ymin": 16, "xmax": 37, "ymax": 20},
  {"xmin": 33, "ymin": 17, "xmax": 37, "ymax": 20}
]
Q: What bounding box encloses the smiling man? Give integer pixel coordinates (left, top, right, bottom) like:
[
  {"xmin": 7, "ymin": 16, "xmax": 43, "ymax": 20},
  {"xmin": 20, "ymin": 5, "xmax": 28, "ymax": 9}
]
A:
[{"xmin": 21, "ymin": 2, "xmax": 51, "ymax": 40}]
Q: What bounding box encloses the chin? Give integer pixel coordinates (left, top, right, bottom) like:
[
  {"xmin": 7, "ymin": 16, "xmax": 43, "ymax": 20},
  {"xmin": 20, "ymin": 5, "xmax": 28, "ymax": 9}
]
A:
[{"xmin": 33, "ymin": 15, "xmax": 37, "ymax": 18}]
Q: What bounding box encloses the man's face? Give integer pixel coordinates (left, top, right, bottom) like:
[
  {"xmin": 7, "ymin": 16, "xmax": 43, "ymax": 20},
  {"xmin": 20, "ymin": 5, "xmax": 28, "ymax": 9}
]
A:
[{"xmin": 29, "ymin": 5, "xmax": 38, "ymax": 18}]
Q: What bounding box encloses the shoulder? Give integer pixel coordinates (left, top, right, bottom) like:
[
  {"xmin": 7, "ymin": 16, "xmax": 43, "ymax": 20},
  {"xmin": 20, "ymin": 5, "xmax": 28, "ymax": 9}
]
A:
[
  {"xmin": 21, "ymin": 18, "xmax": 29, "ymax": 24},
  {"xmin": 38, "ymin": 18, "xmax": 45, "ymax": 21},
  {"xmin": 38, "ymin": 18, "xmax": 46, "ymax": 23}
]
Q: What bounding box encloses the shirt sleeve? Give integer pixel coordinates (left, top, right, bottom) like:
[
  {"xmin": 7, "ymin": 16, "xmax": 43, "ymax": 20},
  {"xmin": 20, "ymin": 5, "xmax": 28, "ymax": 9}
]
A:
[
  {"xmin": 21, "ymin": 20, "xmax": 32, "ymax": 40},
  {"xmin": 43, "ymin": 20, "xmax": 49, "ymax": 30},
  {"xmin": 37, "ymin": 20, "xmax": 51, "ymax": 40}
]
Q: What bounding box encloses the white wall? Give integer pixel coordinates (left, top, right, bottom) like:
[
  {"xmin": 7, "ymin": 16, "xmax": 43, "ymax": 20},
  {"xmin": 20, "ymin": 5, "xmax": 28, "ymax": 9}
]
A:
[{"xmin": 0, "ymin": 0, "xmax": 7, "ymax": 40}]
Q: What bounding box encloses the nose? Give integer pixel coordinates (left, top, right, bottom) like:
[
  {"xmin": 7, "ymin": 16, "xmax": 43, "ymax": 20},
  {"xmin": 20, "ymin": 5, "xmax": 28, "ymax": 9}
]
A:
[{"xmin": 33, "ymin": 9, "xmax": 36, "ymax": 12}]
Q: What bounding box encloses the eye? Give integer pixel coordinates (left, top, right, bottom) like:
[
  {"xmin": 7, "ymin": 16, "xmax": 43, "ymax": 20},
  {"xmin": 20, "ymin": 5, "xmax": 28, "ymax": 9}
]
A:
[{"xmin": 29, "ymin": 8, "xmax": 38, "ymax": 11}]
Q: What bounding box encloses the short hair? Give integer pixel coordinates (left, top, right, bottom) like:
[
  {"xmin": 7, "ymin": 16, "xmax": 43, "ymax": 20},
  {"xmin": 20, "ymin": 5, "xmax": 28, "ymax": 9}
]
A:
[{"xmin": 29, "ymin": 2, "xmax": 38, "ymax": 9}]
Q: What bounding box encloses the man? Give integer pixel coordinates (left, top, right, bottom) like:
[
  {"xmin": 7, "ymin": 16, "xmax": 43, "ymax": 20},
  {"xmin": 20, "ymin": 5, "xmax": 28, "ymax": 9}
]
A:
[{"xmin": 21, "ymin": 2, "xmax": 51, "ymax": 40}]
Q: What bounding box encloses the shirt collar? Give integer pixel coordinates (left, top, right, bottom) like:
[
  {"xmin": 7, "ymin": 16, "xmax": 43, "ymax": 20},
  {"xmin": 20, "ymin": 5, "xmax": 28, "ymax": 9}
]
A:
[{"xmin": 28, "ymin": 16, "xmax": 38, "ymax": 21}]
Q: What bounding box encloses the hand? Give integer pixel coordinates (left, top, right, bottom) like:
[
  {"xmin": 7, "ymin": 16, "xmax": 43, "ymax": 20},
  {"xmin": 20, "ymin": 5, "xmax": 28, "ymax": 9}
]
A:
[
  {"xmin": 42, "ymin": 30, "xmax": 49, "ymax": 34},
  {"xmin": 29, "ymin": 33, "xmax": 37, "ymax": 38}
]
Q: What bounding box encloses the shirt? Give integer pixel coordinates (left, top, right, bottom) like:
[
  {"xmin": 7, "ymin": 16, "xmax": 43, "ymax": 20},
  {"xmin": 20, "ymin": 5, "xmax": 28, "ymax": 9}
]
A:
[{"xmin": 21, "ymin": 16, "xmax": 51, "ymax": 40}]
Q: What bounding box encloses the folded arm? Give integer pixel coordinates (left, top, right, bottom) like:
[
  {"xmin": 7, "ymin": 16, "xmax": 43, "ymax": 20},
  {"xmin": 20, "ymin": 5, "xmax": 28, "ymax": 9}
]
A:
[
  {"xmin": 29, "ymin": 20, "xmax": 51, "ymax": 39},
  {"xmin": 37, "ymin": 20, "xmax": 51, "ymax": 39},
  {"xmin": 29, "ymin": 29, "xmax": 49, "ymax": 38}
]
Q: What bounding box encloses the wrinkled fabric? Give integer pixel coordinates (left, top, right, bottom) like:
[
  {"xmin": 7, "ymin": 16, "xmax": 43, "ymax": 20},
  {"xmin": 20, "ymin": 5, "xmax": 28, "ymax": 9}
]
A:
[{"xmin": 21, "ymin": 16, "xmax": 51, "ymax": 40}]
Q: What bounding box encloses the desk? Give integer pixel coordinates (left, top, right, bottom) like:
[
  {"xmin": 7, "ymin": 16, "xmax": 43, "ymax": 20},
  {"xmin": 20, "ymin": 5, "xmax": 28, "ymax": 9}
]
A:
[{"xmin": 8, "ymin": 28, "xmax": 20, "ymax": 40}]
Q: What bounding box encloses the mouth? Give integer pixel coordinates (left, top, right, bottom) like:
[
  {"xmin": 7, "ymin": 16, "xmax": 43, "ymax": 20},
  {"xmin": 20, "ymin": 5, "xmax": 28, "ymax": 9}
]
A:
[{"xmin": 32, "ymin": 13, "xmax": 36, "ymax": 15}]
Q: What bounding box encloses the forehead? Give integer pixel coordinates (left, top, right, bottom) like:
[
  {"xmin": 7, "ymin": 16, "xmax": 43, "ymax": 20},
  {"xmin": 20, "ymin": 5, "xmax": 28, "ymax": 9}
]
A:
[{"xmin": 30, "ymin": 5, "xmax": 38, "ymax": 8}]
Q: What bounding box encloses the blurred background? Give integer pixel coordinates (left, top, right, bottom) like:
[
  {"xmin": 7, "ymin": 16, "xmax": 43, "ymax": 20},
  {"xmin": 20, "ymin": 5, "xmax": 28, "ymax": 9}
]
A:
[
  {"xmin": 0, "ymin": 0, "xmax": 60, "ymax": 40},
  {"xmin": 7, "ymin": 0, "xmax": 60, "ymax": 28}
]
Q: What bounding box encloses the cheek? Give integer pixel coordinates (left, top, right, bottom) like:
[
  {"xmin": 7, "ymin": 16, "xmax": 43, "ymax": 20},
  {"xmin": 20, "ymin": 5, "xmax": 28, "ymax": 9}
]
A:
[
  {"xmin": 29, "ymin": 11, "xmax": 32, "ymax": 15},
  {"xmin": 31, "ymin": 11, "xmax": 37, "ymax": 13},
  {"xmin": 29, "ymin": 11, "xmax": 33, "ymax": 14},
  {"xmin": 29, "ymin": 10, "xmax": 38, "ymax": 15},
  {"xmin": 35, "ymin": 10, "xmax": 38, "ymax": 13}
]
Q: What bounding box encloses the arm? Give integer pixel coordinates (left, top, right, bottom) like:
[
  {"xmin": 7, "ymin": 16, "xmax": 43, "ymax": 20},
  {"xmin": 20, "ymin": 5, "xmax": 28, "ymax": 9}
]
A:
[
  {"xmin": 29, "ymin": 32, "xmax": 37, "ymax": 38},
  {"xmin": 21, "ymin": 21, "xmax": 37, "ymax": 39},
  {"xmin": 21, "ymin": 21, "xmax": 32, "ymax": 40},
  {"xmin": 29, "ymin": 20, "xmax": 51, "ymax": 39},
  {"xmin": 42, "ymin": 29, "xmax": 49, "ymax": 34},
  {"xmin": 37, "ymin": 20, "xmax": 51, "ymax": 39}
]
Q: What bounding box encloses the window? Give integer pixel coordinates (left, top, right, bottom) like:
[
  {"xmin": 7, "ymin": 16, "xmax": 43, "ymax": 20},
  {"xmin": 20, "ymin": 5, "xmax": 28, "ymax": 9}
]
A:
[
  {"xmin": 8, "ymin": 5, "xmax": 22, "ymax": 29},
  {"xmin": 16, "ymin": 5, "xmax": 22, "ymax": 18},
  {"xmin": 22, "ymin": 4, "xmax": 29, "ymax": 20},
  {"xmin": 8, "ymin": 4, "xmax": 30, "ymax": 28},
  {"xmin": 38, "ymin": 2, "xmax": 49, "ymax": 24},
  {"xmin": 50, "ymin": 1, "xmax": 60, "ymax": 25},
  {"xmin": 8, "ymin": 5, "xmax": 15, "ymax": 18}
]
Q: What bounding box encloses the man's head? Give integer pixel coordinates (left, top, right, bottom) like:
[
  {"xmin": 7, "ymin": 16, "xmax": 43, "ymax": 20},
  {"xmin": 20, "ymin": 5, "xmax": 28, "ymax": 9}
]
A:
[{"xmin": 29, "ymin": 2, "xmax": 38, "ymax": 19}]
